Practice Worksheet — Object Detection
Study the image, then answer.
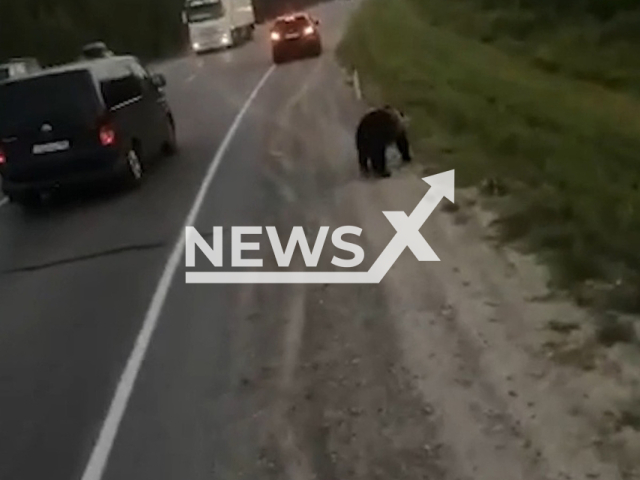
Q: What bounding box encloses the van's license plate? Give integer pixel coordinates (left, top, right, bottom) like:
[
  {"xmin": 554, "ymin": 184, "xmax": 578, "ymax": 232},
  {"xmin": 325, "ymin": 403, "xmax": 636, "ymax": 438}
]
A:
[{"xmin": 32, "ymin": 141, "xmax": 70, "ymax": 155}]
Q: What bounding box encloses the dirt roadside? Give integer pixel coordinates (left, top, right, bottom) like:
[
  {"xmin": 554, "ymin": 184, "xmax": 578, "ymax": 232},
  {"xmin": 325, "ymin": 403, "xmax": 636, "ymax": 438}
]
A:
[
  {"xmin": 341, "ymin": 169, "xmax": 640, "ymax": 480},
  {"xmin": 244, "ymin": 34, "xmax": 640, "ymax": 480}
]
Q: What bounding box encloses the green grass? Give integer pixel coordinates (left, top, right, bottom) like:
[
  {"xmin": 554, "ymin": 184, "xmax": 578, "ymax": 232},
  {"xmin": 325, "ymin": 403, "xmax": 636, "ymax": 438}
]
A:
[
  {"xmin": 337, "ymin": 0, "xmax": 640, "ymax": 312},
  {"xmin": 403, "ymin": 0, "xmax": 640, "ymax": 95}
]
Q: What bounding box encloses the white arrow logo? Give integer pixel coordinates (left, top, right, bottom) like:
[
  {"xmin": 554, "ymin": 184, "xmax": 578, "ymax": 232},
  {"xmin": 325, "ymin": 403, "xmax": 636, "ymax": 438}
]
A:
[{"xmin": 186, "ymin": 170, "xmax": 455, "ymax": 284}]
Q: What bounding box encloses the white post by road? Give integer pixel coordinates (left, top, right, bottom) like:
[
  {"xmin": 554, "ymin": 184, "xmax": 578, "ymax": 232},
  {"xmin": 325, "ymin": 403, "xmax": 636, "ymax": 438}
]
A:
[{"xmin": 353, "ymin": 69, "xmax": 362, "ymax": 100}]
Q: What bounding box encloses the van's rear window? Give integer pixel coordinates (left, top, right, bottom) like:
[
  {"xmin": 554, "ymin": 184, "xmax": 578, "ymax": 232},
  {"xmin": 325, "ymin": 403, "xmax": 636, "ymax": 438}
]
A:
[{"xmin": 0, "ymin": 70, "xmax": 99, "ymax": 135}]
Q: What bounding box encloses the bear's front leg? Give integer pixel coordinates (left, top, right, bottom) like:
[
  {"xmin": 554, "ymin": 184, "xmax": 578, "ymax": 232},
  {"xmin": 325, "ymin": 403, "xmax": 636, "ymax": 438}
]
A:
[{"xmin": 396, "ymin": 131, "xmax": 412, "ymax": 163}]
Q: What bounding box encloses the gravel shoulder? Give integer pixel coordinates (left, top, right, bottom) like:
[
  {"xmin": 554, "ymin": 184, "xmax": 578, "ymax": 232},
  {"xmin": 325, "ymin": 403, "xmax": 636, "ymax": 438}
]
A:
[{"xmin": 254, "ymin": 46, "xmax": 640, "ymax": 480}]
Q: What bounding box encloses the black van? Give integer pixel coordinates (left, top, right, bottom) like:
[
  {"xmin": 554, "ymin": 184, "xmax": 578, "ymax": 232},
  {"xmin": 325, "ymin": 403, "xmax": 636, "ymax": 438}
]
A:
[{"xmin": 0, "ymin": 56, "xmax": 177, "ymax": 206}]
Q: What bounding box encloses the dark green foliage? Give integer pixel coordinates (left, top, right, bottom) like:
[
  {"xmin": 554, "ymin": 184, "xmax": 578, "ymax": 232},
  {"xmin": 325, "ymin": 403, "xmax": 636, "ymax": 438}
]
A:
[
  {"xmin": 0, "ymin": 0, "xmax": 186, "ymax": 64},
  {"xmin": 462, "ymin": 0, "xmax": 640, "ymax": 20},
  {"xmin": 403, "ymin": 0, "xmax": 640, "ymax": 93},
  {"xmin": 0, "ymin": 0, "xmax": 329, "ymax": 65}
]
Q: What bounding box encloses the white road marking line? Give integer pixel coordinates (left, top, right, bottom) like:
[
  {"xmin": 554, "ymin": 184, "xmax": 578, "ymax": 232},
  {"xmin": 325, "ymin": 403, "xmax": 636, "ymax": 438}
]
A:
[
  {"xmin": 0, "ymin": 197, "xmax": 8, "ymax": 208},
  {"xmin": 186, "ymin": 73, "xmax": 197, "ymax": 83},
  {"xmin": 80, "ymin": 64, "xmax": 276, "ymax": 480}
]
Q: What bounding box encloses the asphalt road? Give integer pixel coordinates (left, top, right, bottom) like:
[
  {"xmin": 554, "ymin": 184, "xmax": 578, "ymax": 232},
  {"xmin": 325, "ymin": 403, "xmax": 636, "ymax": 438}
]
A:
[
  {"xmin": 3, "ymin": 2, "xmax": 620, "ymax": 479},
  {"xmin": 0, "ymin": 2, "xmax": 364, "ymax": 480}
]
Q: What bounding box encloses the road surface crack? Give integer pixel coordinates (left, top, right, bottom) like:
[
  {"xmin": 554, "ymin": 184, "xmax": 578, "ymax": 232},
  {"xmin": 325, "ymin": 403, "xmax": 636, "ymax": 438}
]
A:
[{"xmin": 2, "ymin": 240, "xmax": 166, "ymax": 275}]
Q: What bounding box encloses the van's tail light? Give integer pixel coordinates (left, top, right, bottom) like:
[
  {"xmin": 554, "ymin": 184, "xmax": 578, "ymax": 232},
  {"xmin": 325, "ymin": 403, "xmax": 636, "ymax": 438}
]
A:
[
  {"xmin": 97, "ymin": 112, "xmax": 117, "ymax": 147},
  {"xmin": 99, "ymin": 124, "xmax": 116, "ymax": 146}
]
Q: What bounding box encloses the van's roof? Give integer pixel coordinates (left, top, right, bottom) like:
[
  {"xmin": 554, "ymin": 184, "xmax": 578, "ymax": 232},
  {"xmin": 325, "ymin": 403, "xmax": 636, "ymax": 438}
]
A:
[{"xmin": 0, "ymin": 56, "xmax": 138, "ymax": 85}]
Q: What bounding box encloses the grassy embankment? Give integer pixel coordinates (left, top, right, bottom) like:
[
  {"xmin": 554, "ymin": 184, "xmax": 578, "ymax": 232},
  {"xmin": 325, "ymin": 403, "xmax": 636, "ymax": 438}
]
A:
[{"xmin": 337, "ymin": 0, "xmax": 640, "ymax": 314}]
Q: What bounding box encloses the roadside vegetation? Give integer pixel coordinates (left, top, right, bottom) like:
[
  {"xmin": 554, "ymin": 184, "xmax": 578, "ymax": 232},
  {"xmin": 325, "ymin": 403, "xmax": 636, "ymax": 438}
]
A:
[
  {"xmin": 337, "ymin": 0, "xmax": 640, "ymax": 314},
  {"xmin": 0, "ymin": 0, "xmax": 185, "ymax": 64}
]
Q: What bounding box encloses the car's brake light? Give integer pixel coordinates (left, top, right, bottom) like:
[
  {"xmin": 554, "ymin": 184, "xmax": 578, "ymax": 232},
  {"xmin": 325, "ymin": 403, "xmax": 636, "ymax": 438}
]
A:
[
  {"xmin": 0, "ymin": 147, "xmax": 5, "ymax": 165},
  {"xmin": 99, "ymin": 125, "xmax": 116, "ymax": 146},
  {"xmin": 271, "ymin": 31, "xmax": 281, "ymax": 41},
  {"xmin": 304, "ymin": 26, "xmax": 314, "ymax": 35}
]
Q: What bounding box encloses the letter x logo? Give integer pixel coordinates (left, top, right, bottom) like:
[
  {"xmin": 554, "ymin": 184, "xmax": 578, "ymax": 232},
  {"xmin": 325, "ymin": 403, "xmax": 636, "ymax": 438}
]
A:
[
  {"xmin": 367, "ymin": 171, "xmax": 454, "ymax": 281},
  {"xmin": 384, "ymin": 210, "xmax": 438, "ymax": 262}
]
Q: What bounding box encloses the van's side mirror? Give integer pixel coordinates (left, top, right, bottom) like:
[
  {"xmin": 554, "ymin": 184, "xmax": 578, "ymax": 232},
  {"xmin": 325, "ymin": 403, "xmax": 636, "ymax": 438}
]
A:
[
  {"xmin": 151, "ymin": 73, "xmax": 166, "ymax": 89},
  {"xmin": 314, "ymin": 19, "xmax": 320, "ymax": 26}
]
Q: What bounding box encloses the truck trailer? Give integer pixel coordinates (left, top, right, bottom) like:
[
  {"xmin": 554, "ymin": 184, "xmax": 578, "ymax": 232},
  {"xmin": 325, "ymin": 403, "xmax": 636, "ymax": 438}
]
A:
[{"xmin": 183, "ymin": 0, "xmax": 256, "ymax": 54}]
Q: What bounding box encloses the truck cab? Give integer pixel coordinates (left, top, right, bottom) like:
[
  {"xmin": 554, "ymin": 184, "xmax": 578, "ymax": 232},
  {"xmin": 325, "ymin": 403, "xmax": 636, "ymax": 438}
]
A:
[{"xmin": 182, "ymin": 0, "xmax": 255, "ymax": 54}]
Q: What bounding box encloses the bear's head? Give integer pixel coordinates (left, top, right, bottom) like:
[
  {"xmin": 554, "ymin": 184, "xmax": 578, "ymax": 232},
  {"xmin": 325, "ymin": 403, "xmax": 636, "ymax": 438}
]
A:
[{"xmin": 383, "ymin": 105, "xmax": 410, "ymax": 131}]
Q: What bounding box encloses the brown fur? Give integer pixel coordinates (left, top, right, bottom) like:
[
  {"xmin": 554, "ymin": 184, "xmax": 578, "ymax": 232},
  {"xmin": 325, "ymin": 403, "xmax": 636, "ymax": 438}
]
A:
[{"xmin": 355, "ymin": 105, "xmax": 412, "ymax": 177}]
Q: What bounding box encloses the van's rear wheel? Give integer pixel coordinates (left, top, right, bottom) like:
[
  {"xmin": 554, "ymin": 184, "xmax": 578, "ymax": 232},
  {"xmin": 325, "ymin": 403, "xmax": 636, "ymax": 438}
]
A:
[{"xmin": 122, "ymin": 146, "xmax": 144, "ymax": 188}]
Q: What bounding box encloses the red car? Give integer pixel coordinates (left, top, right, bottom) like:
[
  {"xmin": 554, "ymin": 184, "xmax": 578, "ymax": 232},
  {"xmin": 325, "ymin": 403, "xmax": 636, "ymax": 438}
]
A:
[{"xmin": 270, "ymin": 13, "xmax": 322, "ymax": 64}]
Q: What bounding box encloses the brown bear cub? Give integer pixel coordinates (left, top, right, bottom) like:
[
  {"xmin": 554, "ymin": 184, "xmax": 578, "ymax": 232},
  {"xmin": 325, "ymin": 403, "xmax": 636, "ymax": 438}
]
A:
[{"xmin": 355, "ymin": 105, "xmax": 412, "ymax": 178}]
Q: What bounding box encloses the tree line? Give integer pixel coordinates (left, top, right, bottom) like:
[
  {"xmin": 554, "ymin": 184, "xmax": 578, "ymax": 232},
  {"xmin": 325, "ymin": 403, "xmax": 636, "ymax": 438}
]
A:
[
  {"xmin": 0, "ymin": 0, "xmax": 330, "ymax": 65},
  {"xmin": 500, "ymin": 0, "xmax": 640, "ymax": 20},
  {"xmin": 459, "ymin": 0, "xmax": 640, "ymax": 37}
]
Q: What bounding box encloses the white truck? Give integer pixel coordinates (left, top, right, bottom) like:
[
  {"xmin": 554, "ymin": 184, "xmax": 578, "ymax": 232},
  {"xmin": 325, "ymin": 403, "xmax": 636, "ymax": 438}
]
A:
[{"xmin": 182, "ymin": 0, "xmax": 256, "ymax": 54}]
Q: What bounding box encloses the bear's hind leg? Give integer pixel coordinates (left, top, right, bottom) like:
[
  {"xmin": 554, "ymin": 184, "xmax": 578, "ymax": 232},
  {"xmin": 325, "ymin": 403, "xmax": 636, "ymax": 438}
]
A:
[
  {"xmin": 358, "ymin": 147, "xmax": 370, "ymax": 176},
  {"xmin": 371, "ymin": 145, "xmax": 391, "ymax": 178}
]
